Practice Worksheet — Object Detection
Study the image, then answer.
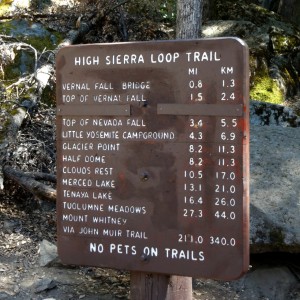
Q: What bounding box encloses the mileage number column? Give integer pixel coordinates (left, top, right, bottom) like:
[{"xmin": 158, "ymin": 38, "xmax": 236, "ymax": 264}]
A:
[
  {"xmin": 210, "ymin": 116, "xmax": 243, "ymax": 248},
  {"xmin": 179, "ymin": 59, "xmax": 245, "ymax": 251},
  {"xmin": 177, "ymin": 115, "xmax": 207, "ymax": 248},
  {"xmin": 209, "ymin": 63, "xmax": 244, "ymax": 249},
  {"xmin": 179, "ymin": 62, "xmax": 206, "ymax": 227},
  {"xmin": 182, "ymin": 116, "xmax": 206, "ymax": 220}
]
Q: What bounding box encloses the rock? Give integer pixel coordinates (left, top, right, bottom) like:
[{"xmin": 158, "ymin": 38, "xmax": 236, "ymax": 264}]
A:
[
  {"xmin": 0, "ymin": 19, "xmax": 63, "ymax": 80},
  {"xmin": 195, "ymin": 261, "xmax": 300, "ymax": 299},
  {"xmin": 3, "ymin": 219, "xmax": 21, "ymax": 233},
  {"xmin": 250, "ymin": 123, "xmax": 300, "ymax": 252},
  {"xmin": 39, "ymin": 239, "xmax": 58, "ymax": 267},
  {"xmin": 202, "ymin": 0, "xmax": 300, "ymax": 105},
  {"xmin": 34, "ymin": 278, "xmax": 56, "ymax": 293},
  {"xmin": 231, "ymin": 265, "xmax": 299, "ymax": 299},
  {"xmin": 2, "ymin": 0, "xmax": 75, "ymax": 14},
  {"xmin": 262, "ymin": 0, "xmax": 300, "ymax": 28},
  {"xmin": 0, "ymin": 279, "xmax": 19, "ymax": 298},
  {"xmin": 250, "ymin": 100, "xmax": 300, "ymax": 127}
]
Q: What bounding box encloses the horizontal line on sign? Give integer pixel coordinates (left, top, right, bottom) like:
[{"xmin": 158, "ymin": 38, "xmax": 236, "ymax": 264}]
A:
[
  {"xmin": 57, "ymin": 104, "xmax": 131, "ymax": 116},
  {"xmin": 157, "ymin": 104, "xmax": 243, "ymax": 116}
]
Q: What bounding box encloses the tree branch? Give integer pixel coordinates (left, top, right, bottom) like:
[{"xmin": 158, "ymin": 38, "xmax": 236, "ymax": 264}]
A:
[
  {"xmin": 3, "ymin": 166, "xmax": 56, "ymax": 202},
  {"xmin": 25, "ymin": 171, "xmax": 56, "ymax": 183},
  {"xmin": 109, "ymin": 0, "xmax": 130, "ymax": 13}
]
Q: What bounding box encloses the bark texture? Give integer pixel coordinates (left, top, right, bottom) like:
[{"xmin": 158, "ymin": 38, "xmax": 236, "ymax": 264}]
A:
[
  {"xmin": 176, "ymin": 0, "xmax": 203, "ymax": 39},
  {"xmin": 130, "ymin": 272, "xmax": 192, "ymax": 300},
  {"xmin": 277, "ymin": 0, "xmax": 297, "ymax": 19},
  {"xmin": 3, "ymin": 166, "xmax": 56, "ymax": 202}
]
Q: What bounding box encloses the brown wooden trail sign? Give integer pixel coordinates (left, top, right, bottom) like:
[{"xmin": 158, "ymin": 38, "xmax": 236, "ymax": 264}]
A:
[{"xmin": 56, "ymin": 38, "xmax": 250, "ymax": 281}]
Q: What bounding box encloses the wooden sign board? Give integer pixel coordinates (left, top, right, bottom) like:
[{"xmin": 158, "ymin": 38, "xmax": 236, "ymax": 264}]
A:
[{"xmin": 56, "ymin": 38, "xmax": 250, "ymax": 280}]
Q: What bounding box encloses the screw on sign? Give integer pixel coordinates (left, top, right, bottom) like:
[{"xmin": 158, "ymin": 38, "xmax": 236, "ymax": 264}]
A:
[{"xmin": 56, "ymin": 38, "xmax": 250, "ymax": 286}]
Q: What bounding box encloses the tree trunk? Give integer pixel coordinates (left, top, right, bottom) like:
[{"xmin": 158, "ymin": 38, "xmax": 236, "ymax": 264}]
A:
[
  {"xmin": 277, "ymin": 0, "xmax": 297, "ymax": 20},
  {"xmin": 130, "ymin": 272, "xmax": 192, "ymax": 300},
  {"xmin": 176, "ymin": 0, "xmax": 203, "ymax": 39}
]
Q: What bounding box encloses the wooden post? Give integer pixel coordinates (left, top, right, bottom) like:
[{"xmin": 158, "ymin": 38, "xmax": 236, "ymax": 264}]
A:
[
  {"xmin": 130, "ymin": 272, "xmax": 192, "ymax": 300},
  {"xmin": 130, "ymin": 2, "xmax": 203, "ymax": 299}
]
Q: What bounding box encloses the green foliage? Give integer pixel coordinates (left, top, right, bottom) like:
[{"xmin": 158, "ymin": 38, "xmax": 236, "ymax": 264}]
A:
[
  {"xmin": 269, "ymin": 228, "xmax": 285, "ymax": 247},
  {"xmin": 249, "ymin": 53, "xmax": 284, "ymax": 104},
  {"xmin": 160, "ymin": 0, "xmax": 176, "ymax": 24},
  {"xmin": 125, "ymin": 0, "xmax": 176, "ymax": 24},
  {"xmin": 250, "ymin": 73, "xmax": 284, "ymax": 104},
  {"xmin": 0, "ymin": 20, "xmax": 63, "ymax": 81},
  {"xmin": 87, "ymin": 0, "xmax": 176, "ymax": 42},
  {"xmin": 0, "ymin": 20, "xmax": 63, "ymax": 52},
  {"xmin": 0, "ymin": 2, "xmax": 11, "ymax": 16},
  {"xmin": 270, "ymin": 31, "xmax": 299, "ymax": 54},
  {"xmin": 41, "ymin": 82, "xmax": 56, "ymax": 106},
  {"xmin": 4, "ymin": 52, "xmax": 33, "ymax": 80},
  {"xmin": 211, "ymin": 0, "xmax": 276, "ymax": 23}
]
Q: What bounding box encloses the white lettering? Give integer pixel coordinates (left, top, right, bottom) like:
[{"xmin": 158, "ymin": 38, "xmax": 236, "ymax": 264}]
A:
[
  {"xmin": 84, "ymin": 155, "xmax": 106, "ymax": 163},
  {"xmin": 90, "ymin": 243, "xmax": 104, "ymax": 253},
  {"xmin": 62, "ymin": 130, "xmax": 83, "ymax": 139},
  {"xmin": 122, "ymin": 81, "xmax": 150, "ymax": 90},
  {"xmin": 62, "ymin": 142, "xmax": 93, "ymax": 151},
  {"xmin": 96, "ymin": 180, "xmax": 115, "ymax": 188},
  {"xmin": 106, "ymin": 54, "xmax": 144, "ymax": 65},
  {"xmin": 143, "ymin": 246, "xmax": 158, "ymax": 257},
  {"xmin": 94, "ymin": 167, "xmax": 113, "ymax": 176},
  {"xmin": 62, "ymin": 178, "xmax": 92, "ymax": 187},
  {"xmin": 86, "ymin": 131, "xmax": 119, "ymax": 139},
  {"xmin": 62, "ymin": 155, "xmax": 81, "ymax": 162},
  {"xmin": 107, "ymin": 205, "xmax": 146, "ymax": 214},
  {"xmin": 63, "ymin": 190, "xmax": 89, "ymax": 198},
  {"xmin": 62, "ymin": 95, "xmax": 75, "ymax": 102},
  {"xmin": 93, "ymin": 94, "xmax": 121, "ymax": 102},
  {"xmin": 75, "ymin": 56, "xmax": 100, "ymax": 66},
  {"xmin": 122, "ymin": 131, "xmax": 175, "ymax": 140},
  {"xmin": 186, "ymin": 51, "xmax": 221, "ymax": 62},
  {"xmin": 126, "ymin": 119, "xmax": 146, "ymax": 127},
  {"xmin": 62, "ymin": 83, "xmax": 90, "ymax": 90},
  {"xmin": 109, "ymin": 244, "xmax": 137, "ymax": 255},
  {"xmin": 94, "ymin": 82, "xmax": 114, "ymax": 90},
  {"xmin": 92, "ymin": 119, "xmax": 123, "ymax": 127},
  {"xmin": 79, "ymin": 227, "xmax": 99, "ymax": 235},
  {"xmin": 62, "ymin": 166, "xmax": 91, "ymax": 174},
  {"xmin": 126, "ymin": 230, "xmax": 148, "ymax": 239},
  {"xmin": 97, "ymin": 143, "xmax": 120, "ymax": 151},
  {"xmin": 103, "ymin": 229, "xmax": 122, "ymax": 237},
  {"xmin": 164, "ymin": 248, "xmax": 205, "ymax": 261},
  {"xmin": 63, "ymin": 202, "xmax": 104, "ymax": 211},
  {"xmin": 62, "ymin": 214, "xmax": 88, "ymax": 222},
  {"xmin": 126, "ymin": 94, "xmax": 147, "ymax": 102},
  {"xmin": 92, "ymin": 216, "xmax": 127, "ymax": 225},
  {"xmin": 92, "ymin": 191, "xmax": 113, "ymax": 200},
  {"xmin": 63, "ymin": 226, "xmax": 74, "ymax": 233},
  {"xmin": 221, "ymin": 66, "xmax": 234, "ymax": 74},
  {"xmin": 63, "ymin": 118, "xmax": 76, "ymax": 126},
  {"xmin": 151, "ymin": 52, "xmax": 179, "ymax": 63}
]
